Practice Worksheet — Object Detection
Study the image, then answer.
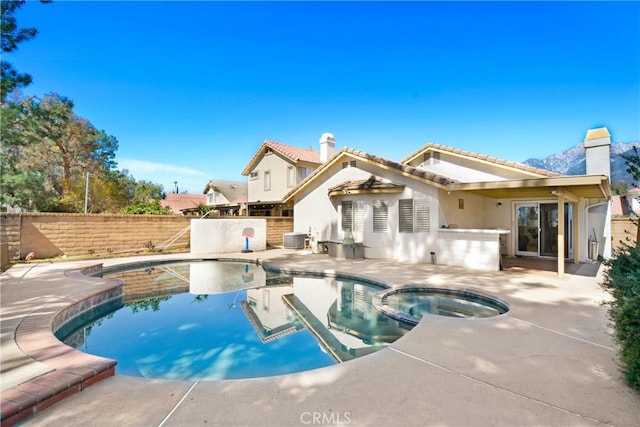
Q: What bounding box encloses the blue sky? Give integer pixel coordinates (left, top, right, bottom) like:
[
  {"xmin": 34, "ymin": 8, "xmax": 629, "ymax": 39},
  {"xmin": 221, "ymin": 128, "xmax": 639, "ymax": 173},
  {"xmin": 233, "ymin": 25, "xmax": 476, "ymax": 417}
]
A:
[{"xmin": 9, "ymin": 1, "xmax": 640, "ymax": 194}]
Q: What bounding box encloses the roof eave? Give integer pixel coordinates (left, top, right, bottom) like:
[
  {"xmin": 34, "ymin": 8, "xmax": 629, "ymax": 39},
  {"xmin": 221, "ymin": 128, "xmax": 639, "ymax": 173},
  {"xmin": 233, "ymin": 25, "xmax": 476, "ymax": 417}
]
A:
[
  {"xmin": 447, "ymin": 175, "xmax": 611, "ymax": 200},
  {"xmin": 328, "ymin": 186, "xmax": 405, "ymax": 197}
]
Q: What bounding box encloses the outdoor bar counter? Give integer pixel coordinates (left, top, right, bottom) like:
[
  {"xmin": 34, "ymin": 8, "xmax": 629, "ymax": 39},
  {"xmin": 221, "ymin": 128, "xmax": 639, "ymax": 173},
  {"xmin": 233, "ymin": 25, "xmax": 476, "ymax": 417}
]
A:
[{"xmin": 436, "ymin": 228, "xmax": 510, "ymax": 271}]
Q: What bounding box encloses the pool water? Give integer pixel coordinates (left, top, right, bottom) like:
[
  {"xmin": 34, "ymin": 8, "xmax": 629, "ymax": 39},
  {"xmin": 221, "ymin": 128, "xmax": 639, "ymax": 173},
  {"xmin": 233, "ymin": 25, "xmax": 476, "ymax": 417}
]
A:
[
  {"xmin": 57, "ymin": 260, "xmax": 412, "ymax": 380},
  {"xmin": 374, "ymin": 287, "xmax": 509, "ymax": 325}
]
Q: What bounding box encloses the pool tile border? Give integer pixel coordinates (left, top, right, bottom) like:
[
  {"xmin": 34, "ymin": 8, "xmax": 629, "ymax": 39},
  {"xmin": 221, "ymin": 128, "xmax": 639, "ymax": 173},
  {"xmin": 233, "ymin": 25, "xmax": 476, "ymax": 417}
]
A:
[{"xmin": 0, "ymin": 264, "xmax": 121, "ymax": 427}]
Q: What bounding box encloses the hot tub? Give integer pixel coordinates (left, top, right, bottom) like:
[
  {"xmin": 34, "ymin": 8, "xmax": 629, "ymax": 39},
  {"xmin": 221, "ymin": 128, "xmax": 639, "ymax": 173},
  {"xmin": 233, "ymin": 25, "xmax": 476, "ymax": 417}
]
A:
[{"xmin": 372, "ymin": 286, "xmax": 509, "ymax": 325}]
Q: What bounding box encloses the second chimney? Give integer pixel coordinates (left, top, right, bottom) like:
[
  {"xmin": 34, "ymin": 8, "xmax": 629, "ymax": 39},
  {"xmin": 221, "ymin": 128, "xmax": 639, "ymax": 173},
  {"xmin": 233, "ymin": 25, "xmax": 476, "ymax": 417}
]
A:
[{"xmin": 584, "ymin": 127, "xmax": 611, "ymax": 178}]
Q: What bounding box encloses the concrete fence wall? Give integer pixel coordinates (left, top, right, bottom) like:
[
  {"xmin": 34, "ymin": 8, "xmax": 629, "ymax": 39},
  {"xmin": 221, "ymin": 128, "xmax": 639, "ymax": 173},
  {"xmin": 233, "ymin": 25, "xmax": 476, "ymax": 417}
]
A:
[
  {"xmin": 611, "ymin": 217, "xmax": 638, "ymax": 251},
  {"xmin": 0, "ymin": 213, "xmax": 293, "ymax": 266}
]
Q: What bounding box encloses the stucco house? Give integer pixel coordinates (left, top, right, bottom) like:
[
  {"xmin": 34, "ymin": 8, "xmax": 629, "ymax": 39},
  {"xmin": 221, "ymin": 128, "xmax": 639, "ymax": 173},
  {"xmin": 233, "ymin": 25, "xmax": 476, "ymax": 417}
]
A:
[
  {"xmin": 283, "ymin": 128, "xmax": 613, "ymax": 276},
  {"xmin": 241, "ymin": 135, "xmax": 335, "ymax": 216},
  {"xmin": 202, "ymin": 179, "xmax": 247, "ymax": 216}
]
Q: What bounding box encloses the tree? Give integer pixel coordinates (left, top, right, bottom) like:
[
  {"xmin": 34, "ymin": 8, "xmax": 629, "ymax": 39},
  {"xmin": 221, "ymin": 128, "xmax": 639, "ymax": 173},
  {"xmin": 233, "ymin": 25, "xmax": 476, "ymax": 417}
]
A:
[
  {"xmin": 1, "ymin": 93, "xmax": 120, "ymax": 212},
  {"xmin": 132, "ymin": 180, "xmax": 165, "ymax": 203},
  {"xmin": 611, "ymin": 182, "xmax": 629, "ymax": 196},
  {"xmin": 1, "ymin": 0, "xmax": 49, "ymax": 102},
  {"xmin": 602, "ymin": 144, "xmax": 640, "ymax": 390},
  {"xmin": 0, "ymin": 2, "xmax": 170, "ymax": 213}
]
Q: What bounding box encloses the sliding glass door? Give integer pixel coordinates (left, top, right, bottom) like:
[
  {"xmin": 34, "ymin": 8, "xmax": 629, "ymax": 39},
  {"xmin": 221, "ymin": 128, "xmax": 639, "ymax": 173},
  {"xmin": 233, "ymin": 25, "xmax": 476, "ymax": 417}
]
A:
[
  {"xmin": 516, "ymin": 204, "xmax": 539, "ymax": 256},
  {"xmin": 515, "ymin": 202, "xmax": 572, "ymax": 258}
]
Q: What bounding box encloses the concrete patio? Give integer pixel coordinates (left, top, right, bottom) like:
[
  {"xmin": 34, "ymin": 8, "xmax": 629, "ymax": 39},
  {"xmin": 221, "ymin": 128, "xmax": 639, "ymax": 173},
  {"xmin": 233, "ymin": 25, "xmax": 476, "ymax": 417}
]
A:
[{"xmin": 1, "ymin": 249, "xmax": 639, "ymax": 426}]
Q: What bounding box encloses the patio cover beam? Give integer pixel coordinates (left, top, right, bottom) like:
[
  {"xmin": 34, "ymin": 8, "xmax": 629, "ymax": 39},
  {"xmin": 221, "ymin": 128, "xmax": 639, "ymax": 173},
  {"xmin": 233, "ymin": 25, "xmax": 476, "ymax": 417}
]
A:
[{"xmin": 446, "ymin": 175, "xmax": 611, "ymax": 200}]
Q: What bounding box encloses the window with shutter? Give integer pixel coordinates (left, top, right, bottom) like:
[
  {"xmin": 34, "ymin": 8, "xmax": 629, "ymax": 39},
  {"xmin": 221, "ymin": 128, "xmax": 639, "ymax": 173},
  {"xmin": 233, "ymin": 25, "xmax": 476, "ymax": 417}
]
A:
[
  {"xmin": 264, "ymin": 170, "xmax": 271, "ymax": 191},
  {"xmin": 415, "ymin": 200, "xmax": 430, "ymax": 232},
  {"xmin": 287, "ymin": 166, "xmax": 295, "ymax": 187},
  {"xmin": 354, "ymin": 200, "xmax": 365, "ymax": 232},
  {"xmin": 373, "ymin": 200, "xmax": 388, "ymax": 232},
  {"xmin": 342, "ymin": 201, "xmax": 353, "ymax": 231},
  {"xmin": 399, "ymin": 199, "xmax": 414, "ymax": 233},
  {"xmin": 399, "ymin": 199, "xmax": 430, "ymax": 232},
  {"xmin": 342, "ymin": 200, "xmax": 365, "ymax": 233}
]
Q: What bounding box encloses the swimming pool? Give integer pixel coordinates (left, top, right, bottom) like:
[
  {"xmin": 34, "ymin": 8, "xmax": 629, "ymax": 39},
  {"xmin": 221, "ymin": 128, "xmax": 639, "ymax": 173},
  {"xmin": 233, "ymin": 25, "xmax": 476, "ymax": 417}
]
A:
[{"xmin": 56, "ymin": 260, "xmax": 412, "ymax": 380}]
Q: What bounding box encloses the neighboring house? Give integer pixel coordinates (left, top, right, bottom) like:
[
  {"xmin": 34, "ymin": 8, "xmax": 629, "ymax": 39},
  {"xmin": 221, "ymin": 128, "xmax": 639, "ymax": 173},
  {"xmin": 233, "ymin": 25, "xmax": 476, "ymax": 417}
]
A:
[
  {"xmin": 202, "ymin": 179, "xmax": 248, "ymax": 216},
  {"xmin": 241, "ymin": 134, "xmax": 334, "ymax": 216},
  {"xmin": 283, "ymin": 127, "xmax": 613, "ymax": 276},
  {"xmin": 160, "ymin": 193, "xmax": 207, "ymax": 215},
  {"xmin": 624, "ymin": 187, "xmax": 640, "ymax": 216},
  {"xmin": 611, "ymin": 195, "xmax": 631, "ymax": 217}
]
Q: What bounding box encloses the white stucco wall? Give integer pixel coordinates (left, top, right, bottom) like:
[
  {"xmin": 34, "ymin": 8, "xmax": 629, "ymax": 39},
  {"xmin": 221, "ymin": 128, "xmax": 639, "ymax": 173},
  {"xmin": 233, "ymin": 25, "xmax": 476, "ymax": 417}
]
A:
[
  {"xmin": 436, "ymin": 229, "xmax": 508, "ymax": 271},
  {"xmin": 584, "ymin": 141, "xmax": 611, "ymax": 178},
  {"xmin": 206, "ymin": 189, "xmax": 231, "ymax": 206},
  {"xmin": 408, "ymin": 155, "xmax": 540, "ymax": 182},
  {"xmin": 190, "ymin": 218, "xmax": 266, "ymax": 254},
  {"xmin": 247, "ymin": 151, "xmax": 319, "ymax": 203},
  {"xmin": 247, "ymin": 152, "xmax": 294, "ymax": 203},
  {"xmin": 586, "ymin": 202, "xmax": 611, "ymax": 259},
  {"xmin": 293, "ymin": 160, "xmax": 440, "ymax": 263},
  {"xmin": 438, "ymin": 189, "xmax": 486, "ymax": 229}
]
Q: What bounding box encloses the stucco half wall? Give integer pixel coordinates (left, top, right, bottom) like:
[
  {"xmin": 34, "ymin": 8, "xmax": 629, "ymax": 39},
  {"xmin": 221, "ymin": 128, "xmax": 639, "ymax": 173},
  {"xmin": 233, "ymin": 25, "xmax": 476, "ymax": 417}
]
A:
[
  {"xmin": 436, "ymin": 228, "xmax": 510, "ymax": 271},
  {"xmin": 190, "ymin": 218, "xmax": 267, "ymax": 254}
]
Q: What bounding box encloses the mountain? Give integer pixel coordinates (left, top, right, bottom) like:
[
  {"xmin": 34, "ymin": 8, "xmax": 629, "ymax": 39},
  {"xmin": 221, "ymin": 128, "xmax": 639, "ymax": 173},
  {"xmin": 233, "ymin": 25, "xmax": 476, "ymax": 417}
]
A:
[{"xmin": 523, "ymin": 142, "xmax": 638, "ymax": 186}]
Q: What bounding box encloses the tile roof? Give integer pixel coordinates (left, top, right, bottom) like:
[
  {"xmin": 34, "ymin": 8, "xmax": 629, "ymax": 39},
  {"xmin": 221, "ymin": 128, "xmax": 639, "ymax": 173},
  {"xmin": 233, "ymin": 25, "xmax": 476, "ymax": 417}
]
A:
[
  {"xmin": 241, "ymin": 140, "xmax": 322, "ymax": 176},
  {"xmin": 282, "ymin": 147, "xmax": 457, "ymax": 202},
  {"xmin": 401, "ymin": 143, "xmax": 560, "ymax": 178},
  {"xmin": 160, "ymin": 193, "xmax": 206, "ymax": 214},
  {"xmin": 628, "ymin": 187, "xmax": 640, "ymax": 195},
  {"xmin": 328, "ymin": 176, "xmax": 405, "ymax": 195}
]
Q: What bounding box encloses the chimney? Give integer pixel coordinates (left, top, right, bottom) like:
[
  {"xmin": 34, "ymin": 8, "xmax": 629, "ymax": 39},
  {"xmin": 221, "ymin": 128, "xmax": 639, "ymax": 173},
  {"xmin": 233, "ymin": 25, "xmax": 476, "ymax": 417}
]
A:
[
  {"xmin": 320, "ymin": 132, "xmax": 336, "ymax": 163},
  {"xmin": 584, "ymin": 127, "xmax": 611, "ymax": 177}
]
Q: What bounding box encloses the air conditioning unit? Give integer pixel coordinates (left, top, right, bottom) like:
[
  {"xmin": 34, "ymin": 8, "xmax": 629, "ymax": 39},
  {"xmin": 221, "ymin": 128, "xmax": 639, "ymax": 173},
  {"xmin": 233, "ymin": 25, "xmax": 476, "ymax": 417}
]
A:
[{"xmin": 283, "ymin": 232, "xmax": 307, "ymax": 249}]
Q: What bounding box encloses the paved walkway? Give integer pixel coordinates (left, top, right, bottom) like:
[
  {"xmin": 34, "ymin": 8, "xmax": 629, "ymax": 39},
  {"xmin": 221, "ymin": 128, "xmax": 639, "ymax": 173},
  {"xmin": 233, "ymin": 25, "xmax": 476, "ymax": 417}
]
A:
[{"xmin": 1, "ymin": 250, "xmax": 639, "ymax": 426}]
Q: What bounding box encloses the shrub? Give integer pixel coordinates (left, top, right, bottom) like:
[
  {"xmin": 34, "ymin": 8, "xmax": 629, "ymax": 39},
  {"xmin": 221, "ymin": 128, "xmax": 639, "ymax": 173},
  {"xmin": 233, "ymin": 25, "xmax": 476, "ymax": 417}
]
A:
[
  {"xmin": 119, "ymin": 199, "xmax": 172, "ymax": 215},
  {"xmin": 601, "ymin": 244, "xmax": 640, "ymax": 390}
]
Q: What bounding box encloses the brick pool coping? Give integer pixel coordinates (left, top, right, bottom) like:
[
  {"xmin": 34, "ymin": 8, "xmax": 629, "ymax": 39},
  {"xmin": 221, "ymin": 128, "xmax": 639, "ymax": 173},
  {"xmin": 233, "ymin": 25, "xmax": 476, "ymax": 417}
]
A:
[{"xmin": 0, "ymin": 265, "xmax": 121, "ymax": 426}]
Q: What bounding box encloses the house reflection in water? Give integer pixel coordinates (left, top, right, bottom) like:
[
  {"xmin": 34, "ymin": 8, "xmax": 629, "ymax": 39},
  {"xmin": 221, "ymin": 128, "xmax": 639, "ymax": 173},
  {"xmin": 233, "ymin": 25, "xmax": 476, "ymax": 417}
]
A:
[
  {"xmin": 240, "ymin": 275, "xmax": 412, "ymax": 362},
  {"xmin": 241, "ymin": 278, "xmax": 305, "ymax": 343}
]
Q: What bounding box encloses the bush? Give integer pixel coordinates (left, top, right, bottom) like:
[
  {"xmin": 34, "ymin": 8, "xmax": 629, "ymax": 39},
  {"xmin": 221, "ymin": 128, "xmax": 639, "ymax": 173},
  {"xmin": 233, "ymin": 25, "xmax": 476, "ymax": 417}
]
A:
[
  {"xmin": 601, "ymin": 244, "xmax": 640, "ymax": 390},
  {"xmin": 119, "ymin": 200, "xmax": 172, "ymax": 215}
]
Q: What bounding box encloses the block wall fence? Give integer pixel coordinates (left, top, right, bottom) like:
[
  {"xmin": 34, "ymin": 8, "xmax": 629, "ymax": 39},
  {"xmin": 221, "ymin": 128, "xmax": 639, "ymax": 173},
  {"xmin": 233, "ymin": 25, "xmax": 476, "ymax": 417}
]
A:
[
  {"xmin": 611, "ymin": 217, "xmax": 638, "ymax": 251},
  {"xmin": 0, "ymin": 213, "xmax": 293, "ymax": 265}
]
